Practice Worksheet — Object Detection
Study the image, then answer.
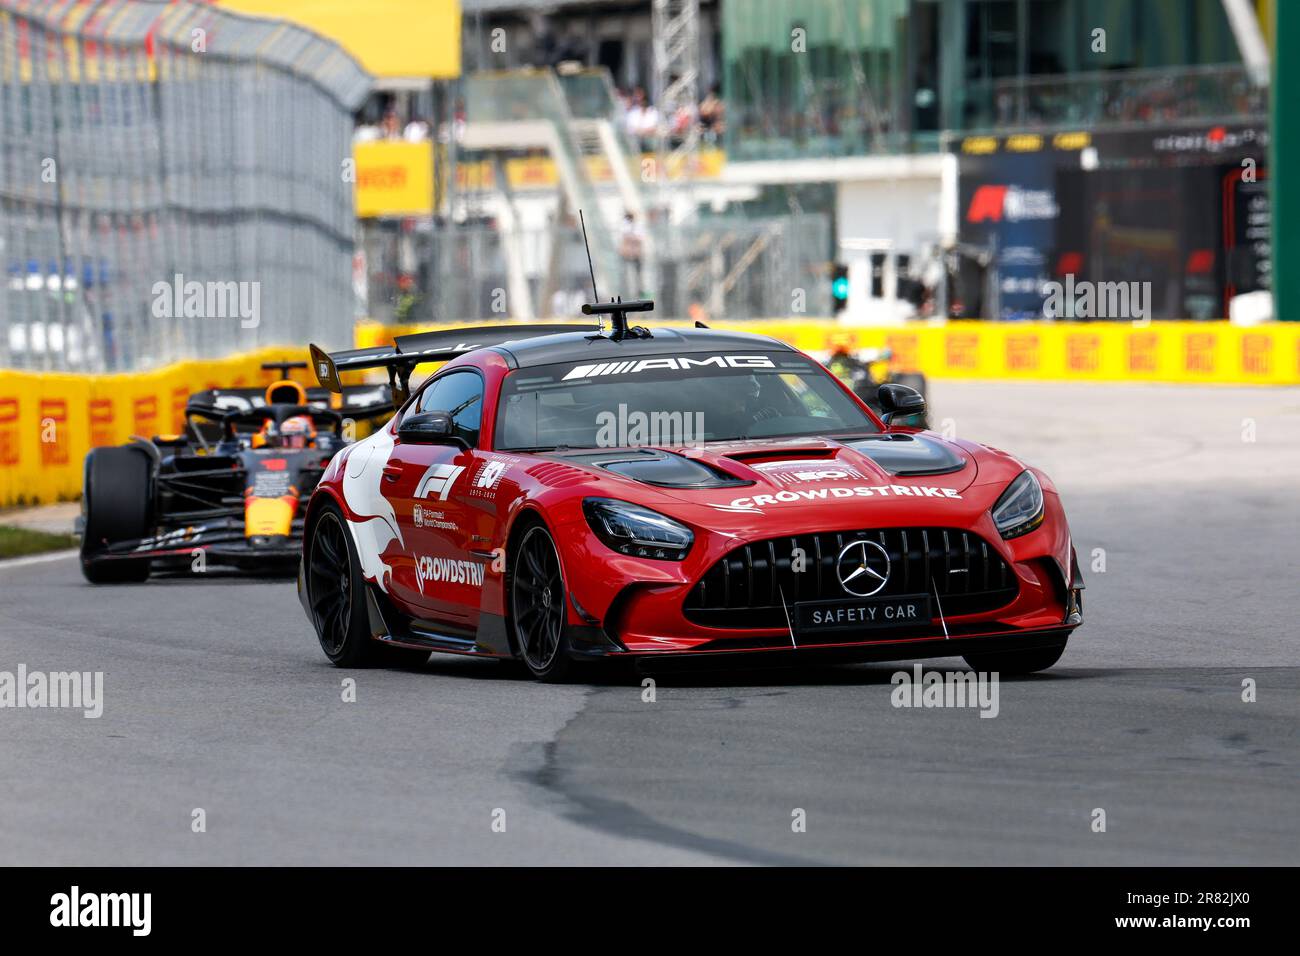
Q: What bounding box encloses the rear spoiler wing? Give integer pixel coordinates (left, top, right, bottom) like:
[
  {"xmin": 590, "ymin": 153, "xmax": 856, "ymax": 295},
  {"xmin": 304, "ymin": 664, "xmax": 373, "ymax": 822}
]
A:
[{"xmin": 309, "ymin": 324, "xmax": 598, "ymax": 409}]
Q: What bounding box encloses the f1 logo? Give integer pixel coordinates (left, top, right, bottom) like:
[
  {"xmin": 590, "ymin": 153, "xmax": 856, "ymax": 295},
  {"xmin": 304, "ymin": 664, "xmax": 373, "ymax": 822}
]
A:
[
  {"xmin": 966, "ymin": 184, "xmax": 1008, "ymax": 223},
  {"xmin": 414, "ymin": 463, "xmax": 464, "ymax": 501}
]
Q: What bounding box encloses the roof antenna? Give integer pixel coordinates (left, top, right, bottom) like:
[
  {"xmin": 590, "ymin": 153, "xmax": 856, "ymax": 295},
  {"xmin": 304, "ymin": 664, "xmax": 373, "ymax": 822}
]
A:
[
  {"xmin": 578, "ymin": 210, "xmax": 602, "ymax": 331},
  {"xmin": 577, "ymin": 208, "xmax": 655, "ymax": 340}
]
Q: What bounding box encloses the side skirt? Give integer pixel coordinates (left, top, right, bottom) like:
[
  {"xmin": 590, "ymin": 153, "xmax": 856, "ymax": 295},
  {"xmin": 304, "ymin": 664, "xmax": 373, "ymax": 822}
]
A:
[{"xmin": 363, "ymin": 584, "xmax": 514, "ymax": 658}]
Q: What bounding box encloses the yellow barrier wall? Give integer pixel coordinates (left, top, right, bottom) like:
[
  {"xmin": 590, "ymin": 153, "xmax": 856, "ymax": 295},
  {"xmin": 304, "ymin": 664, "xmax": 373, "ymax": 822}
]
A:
[
  {"xmin": 358, "ymin": 320, "xmax": 1300, "ymax": 386},
  {"xmin": 0, "ymin": 347, "xmax": 311, "ymax": 507},
  {"xmin": 6, "ymin": 321, "xmax": 1297, "ymax": 508}
]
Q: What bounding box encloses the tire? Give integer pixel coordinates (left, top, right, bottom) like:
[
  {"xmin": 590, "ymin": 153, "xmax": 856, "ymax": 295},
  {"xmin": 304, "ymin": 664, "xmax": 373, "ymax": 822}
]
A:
[
  {"xmin": 890, "ymin": 371, "xmax": 927, "ymax": 398},
  {"xmin": 305, "ymin": 503, "xmax": 427, "ymax": 668},
  {"xmin": 507, "ymin": 521, "xmax": 573, "ymax": 682},
  {"xmin": 80, "ymin": 446, "xmax": 153, "ymax": 584},
  {"xmin": 962, "ymin": 634, "xmax": 1068, "ymax": 675}
]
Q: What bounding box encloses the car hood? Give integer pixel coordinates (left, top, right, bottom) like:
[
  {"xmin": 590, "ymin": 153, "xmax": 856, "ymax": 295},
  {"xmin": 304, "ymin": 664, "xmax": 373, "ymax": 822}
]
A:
[{"xmin": 545, "ymin": 432, "xmax": 1026, "ymax": 526}]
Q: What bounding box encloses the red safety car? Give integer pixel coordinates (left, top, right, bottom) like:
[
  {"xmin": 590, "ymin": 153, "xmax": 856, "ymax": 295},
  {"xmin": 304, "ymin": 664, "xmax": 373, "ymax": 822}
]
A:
[{"xmin": 300, "ymin": 302, "xmax": 1083, "ymax": 680}]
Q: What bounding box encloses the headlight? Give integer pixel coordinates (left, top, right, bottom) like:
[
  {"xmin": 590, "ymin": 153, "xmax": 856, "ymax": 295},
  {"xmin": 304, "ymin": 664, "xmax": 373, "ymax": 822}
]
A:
[
  {"xmin": 582, "ymin": 498, "xmax": 693, "ymax": 561},
  {"xmin": 990, "ymin": 470, "xmax": 1044, "ymax": 539}
]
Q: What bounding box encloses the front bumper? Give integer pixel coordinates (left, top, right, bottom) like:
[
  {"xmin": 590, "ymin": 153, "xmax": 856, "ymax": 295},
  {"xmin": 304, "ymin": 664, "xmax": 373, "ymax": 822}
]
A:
[
  {"xmin": 605, "ymin": 625, "xmax": 1074, "ymax": 670},
  {"xmin": 553, "ymin": 499, "xmax": 1082, "ymax": 659}
]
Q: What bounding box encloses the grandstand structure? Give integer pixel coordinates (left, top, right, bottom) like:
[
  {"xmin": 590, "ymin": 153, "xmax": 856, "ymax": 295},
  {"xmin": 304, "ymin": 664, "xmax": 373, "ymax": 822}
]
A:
[{"xmin": 347, "ymin": 0, "xmax": 1282, "ymax": 326}]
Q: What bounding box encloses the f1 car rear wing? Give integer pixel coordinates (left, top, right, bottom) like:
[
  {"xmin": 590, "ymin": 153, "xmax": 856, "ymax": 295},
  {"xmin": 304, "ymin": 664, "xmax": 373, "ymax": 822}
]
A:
[
  {"xmin": 182, "ymin": 386, "xmax": 393, "ymax": 451},
  {"xmin": 310, "ymin": 324, "xmax": 599, "ymax": 408}
]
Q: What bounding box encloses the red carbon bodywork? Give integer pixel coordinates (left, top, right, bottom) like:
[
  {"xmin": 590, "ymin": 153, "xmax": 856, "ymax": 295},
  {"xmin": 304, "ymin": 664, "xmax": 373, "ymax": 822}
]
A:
[{"xmin": 304, "ymin": 345, "xmax": 1081, "ymax": 663}]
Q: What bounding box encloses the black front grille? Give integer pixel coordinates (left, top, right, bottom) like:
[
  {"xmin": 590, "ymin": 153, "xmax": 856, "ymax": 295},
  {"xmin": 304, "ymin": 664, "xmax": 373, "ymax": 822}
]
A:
[{"xmin": 683, "ymin": 527, "xmax": 1018, "ymax": 629}]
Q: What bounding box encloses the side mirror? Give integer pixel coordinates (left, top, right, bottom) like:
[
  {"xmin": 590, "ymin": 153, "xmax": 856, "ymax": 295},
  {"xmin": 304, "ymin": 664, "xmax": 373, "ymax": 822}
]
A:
[
  {"xmin": 877, "ymin": 383, "xmax": 926, "ymax": 425},
  {"xmin": 397, "ymin": 410, "xmax": 460, "ymax": 446}
]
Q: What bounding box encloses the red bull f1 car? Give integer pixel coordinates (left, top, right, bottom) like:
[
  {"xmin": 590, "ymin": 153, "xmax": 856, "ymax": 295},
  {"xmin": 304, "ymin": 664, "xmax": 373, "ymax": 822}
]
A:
[
  {"xmin": 300, "ymin": 304, "xmax": 1083, "ymax": 680},
  {"xmin": 79, "ymin": 363, "xmax": 392, "ymax": 583}
]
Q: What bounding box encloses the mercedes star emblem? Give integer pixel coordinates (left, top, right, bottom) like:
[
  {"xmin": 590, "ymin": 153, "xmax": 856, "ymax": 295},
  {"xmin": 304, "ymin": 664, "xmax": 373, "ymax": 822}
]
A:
[{"xmin": 835, "ymin": 539, "xmax": 891, "ymax": 597}]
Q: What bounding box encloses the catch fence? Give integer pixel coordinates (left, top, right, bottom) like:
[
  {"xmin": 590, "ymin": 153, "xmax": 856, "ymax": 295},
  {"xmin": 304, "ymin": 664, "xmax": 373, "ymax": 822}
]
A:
[{"xmin": 0, "ymin": 0, "xmax": 369, "ymax": 372}]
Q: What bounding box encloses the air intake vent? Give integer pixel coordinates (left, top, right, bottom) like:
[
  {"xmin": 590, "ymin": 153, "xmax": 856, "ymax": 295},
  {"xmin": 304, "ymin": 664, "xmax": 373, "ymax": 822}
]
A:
[
  {"xmin": 724, "ymin": 447, "xmax": 838, "ymax": 465},
  {"xmin": 525, "ymin": 462, "xmax": 590, "ymax": 488},
  {"xmin": 684, "ymin": 527, "xmax": 1018, "ymax": 629}
]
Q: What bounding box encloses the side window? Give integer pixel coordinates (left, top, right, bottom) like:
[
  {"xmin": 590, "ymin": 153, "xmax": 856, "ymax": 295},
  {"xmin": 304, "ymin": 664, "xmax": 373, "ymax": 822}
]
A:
[
  {"xmin": 417, "ymin": 371, "xmax": 483, "ymax": 447},
  {"xmin": 780, "ymin": 372, "xmax": 834, "ymax": 418}
]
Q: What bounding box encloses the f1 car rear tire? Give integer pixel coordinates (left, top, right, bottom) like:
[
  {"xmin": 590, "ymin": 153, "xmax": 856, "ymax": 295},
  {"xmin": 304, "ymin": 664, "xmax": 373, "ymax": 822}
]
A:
[
  {"xmin": 508, "ymin": 522, "xmax": 573, "ymax": 682},
  {"xmin": 307, "ymin": 503, "xmax": 428, "ymax": 669},
  {"xmin": 889, "ymin": 371, "xmax": 927, "ymax": 397},
  {"xmin": 80, "ymin": 446, "xmax": 152, "ymax": 584},
  {"xmin": 962, "ymin": 634, "xmax": 1068, "ymax": 675}
]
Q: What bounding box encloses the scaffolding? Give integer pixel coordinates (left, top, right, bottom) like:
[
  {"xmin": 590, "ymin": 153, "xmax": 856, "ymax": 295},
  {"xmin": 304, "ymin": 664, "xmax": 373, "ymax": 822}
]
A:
[
  {"xmin": 651, "ymin": 0, "xmax": 700, "ymax": 219},
  {"xmin": 0, "ymin": 0, "xmax": 368, "ymax": 372}
]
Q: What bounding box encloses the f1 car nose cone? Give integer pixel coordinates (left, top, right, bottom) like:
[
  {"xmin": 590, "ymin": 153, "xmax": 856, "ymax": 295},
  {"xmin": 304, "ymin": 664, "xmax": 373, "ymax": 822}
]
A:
[{"xmin": 836, "ymin": 539, "xmax": 891, "ymax": 597}]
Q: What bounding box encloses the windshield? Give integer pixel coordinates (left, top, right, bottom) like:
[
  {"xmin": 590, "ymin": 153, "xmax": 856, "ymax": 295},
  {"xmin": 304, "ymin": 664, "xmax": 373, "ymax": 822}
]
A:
[{"xmin": 495, "ymin": 351, "xmax": 879, "ymax": 451}]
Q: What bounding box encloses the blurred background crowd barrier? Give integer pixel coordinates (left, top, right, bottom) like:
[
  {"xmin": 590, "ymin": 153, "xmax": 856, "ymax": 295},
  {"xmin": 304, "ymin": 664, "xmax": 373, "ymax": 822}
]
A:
[
  {"xmin": 0, "ymin": 0, "xmax": 367, "ymax": 373},
  {"xmin": 0, "ymin": 345, "xmax": 305, "ymax": 504},
  {"xmin": 364, "ymin": 211, "xmax": 832, "ymax": 326},
  {"xmin": 0, "ymin": 0, "xmax": 1297, "ymax": 508}
]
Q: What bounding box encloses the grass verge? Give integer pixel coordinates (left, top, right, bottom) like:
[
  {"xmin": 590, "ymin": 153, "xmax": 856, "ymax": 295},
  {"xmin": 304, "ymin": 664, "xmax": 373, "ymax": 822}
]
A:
[{"xmin": 0, "ymin": 526, "xmax": 78, "ymax": 560}]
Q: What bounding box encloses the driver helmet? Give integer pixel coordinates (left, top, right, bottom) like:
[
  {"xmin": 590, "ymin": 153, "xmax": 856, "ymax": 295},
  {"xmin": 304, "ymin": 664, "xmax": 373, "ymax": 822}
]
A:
[{"xmin": 279, "ymin": 415, "xmax": 316, "ymax": 450}]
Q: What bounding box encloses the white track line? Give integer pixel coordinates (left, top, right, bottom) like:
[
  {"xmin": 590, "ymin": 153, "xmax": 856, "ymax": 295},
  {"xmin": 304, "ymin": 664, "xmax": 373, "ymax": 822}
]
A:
[{"xmin": 0, "ymin": 549, "xmax": 78, "ymax": 571}]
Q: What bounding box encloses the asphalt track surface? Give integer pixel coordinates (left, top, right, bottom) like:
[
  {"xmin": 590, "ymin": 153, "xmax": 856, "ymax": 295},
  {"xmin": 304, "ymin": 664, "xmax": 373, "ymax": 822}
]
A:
[{"xmin": 2, "ymin": 382, "xmax": 1297, "ymax": 865}]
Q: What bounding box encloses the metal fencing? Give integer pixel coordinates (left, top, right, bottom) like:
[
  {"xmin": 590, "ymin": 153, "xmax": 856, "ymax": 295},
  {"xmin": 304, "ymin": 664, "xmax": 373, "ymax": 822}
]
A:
[
  {"xmin": 653, "ymin": 213, "xmax": 833, "ymax": 321},
  {"xmin": 959, "ymin": 63, "xmax": 1266, "ymax": 133},
  {"xmin": 0, "ymin": 0, "xmax": 369, "ymax": 372},
  {"xmin": 363, "ymin": 212, "xmax": 833, "ymax": 326}
]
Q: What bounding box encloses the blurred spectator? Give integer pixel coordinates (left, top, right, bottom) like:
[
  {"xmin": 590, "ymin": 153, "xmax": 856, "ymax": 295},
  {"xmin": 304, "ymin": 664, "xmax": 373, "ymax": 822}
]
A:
[
  {"xmin": 380, "ymin": 109, "xmax": 403, "ymax": 141},
  {"xmin": 437, "ymin": 100, "xmax": 466, "ymax": 145},
  {"xmin": 614, "ymin": 86, "xmax": 631, "ymax": 127},
  {"xmin": 698, "ymin": 84, "xmax": 725, "ymax": 143},
  {"xmin": 619, "ymin": 210, "xmax": 646, "ymax": 295},
  {"xmin": 624, "ymin": 87, "xmax": 659, "ymax": 148},
  {"xmin": 670, "ymin": 102, "xmax": 695, "ymax": 142}
]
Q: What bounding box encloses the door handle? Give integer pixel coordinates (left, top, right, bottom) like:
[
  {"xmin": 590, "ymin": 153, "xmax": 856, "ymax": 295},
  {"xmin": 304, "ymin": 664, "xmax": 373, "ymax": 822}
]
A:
[{"xmin": 381, "ymin": 463, "xmax": 404, "ymax": 481}]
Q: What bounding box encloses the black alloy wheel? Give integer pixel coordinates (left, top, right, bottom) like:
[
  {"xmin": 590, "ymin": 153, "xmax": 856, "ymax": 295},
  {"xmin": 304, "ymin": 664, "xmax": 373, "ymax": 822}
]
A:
[
  {"xmin": 309, "ymin": 509, "xmax": 354, "ymax": 660},
  {"xmin": 511, "ymin": 524, "xmax": 571, "ymax": 681}
]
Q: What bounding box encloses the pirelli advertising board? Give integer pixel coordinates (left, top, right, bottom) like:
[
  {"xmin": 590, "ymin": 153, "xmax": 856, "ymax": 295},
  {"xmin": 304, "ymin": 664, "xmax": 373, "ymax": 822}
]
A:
[
  {"xmin": 4, "ymin": 318, "xmax": 1298, "ymax": 509},
  {"xmin": 358, "ymin": 319, "xmax": 1300, "ymax": 392}
]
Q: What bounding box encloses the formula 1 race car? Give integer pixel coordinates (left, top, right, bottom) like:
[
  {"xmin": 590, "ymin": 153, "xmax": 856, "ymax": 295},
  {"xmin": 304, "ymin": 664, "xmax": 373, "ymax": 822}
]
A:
[
  {"xmin": 79, "ymin": 363, "xmax": 393, "ymax": 583},
  {"xmin": 298, "ymin": 304, "xmax": 1083, "ymax": 681}
]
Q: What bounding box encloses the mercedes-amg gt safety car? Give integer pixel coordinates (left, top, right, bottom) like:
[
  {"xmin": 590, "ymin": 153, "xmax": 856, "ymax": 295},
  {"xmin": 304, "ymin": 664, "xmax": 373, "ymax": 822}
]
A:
[
  {"xmin": 79, "ymin": 363, "xmax": 393, "ymax": 582},
  {"xmin": 300, "ymin": 304, "xmax": 1083, "ymax": 680}
]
